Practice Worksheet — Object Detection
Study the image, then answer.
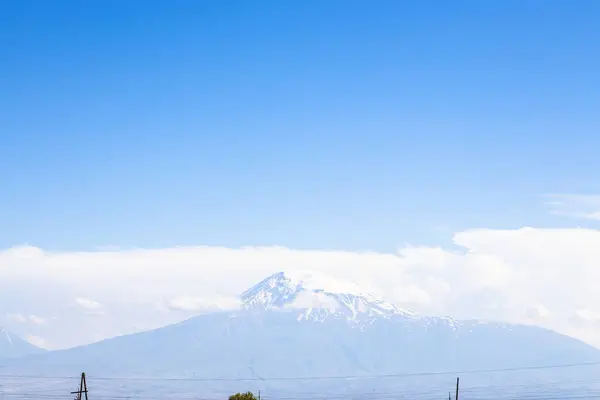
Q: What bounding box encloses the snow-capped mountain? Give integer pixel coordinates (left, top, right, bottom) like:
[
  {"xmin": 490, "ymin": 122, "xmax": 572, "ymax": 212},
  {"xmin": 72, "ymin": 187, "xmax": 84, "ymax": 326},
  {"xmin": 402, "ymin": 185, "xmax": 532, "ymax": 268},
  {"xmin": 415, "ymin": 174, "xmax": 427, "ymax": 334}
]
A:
[
  {"xmin": 3, "ymin": 272, "xmax": 600, "ymax": 398},
  {"xmin": 241, "ymin": 271, "xmax": 415, "ymax": 322}
]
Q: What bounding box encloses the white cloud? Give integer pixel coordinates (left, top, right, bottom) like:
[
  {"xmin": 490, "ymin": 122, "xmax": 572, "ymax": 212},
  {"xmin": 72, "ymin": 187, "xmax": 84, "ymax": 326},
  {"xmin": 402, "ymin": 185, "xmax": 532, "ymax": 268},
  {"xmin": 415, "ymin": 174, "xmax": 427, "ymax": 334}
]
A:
[
  {"xmin": 7, "ymin": 313, "xmax": 27, "ymax": 323},
  {"xmin": 526, "ymin": 305, "xmax": 551, "ymax": 320},
  {"xmin": 2, "ymin": 228, "xmax": 600, "ymax": 349},
  {"xmin": 26, "ymin": 335, "xmax": 46, "ymax": 348},
  {"xmin": 285, "ymin": 291, "xmax": 340, "ymax": 310},
  {"xmin": 28, "ymin": 315, "xmax": 46, "ymax": 325},
  {"xmin": 545, "ymin": 194, "xmax": 600, "ymax": 220},
  {"xmin": 6, "ymin": 313, "xmax": 47, "ymax": 325},
  {"xmin": 0, "ymin": 246, "xmax": 45, "ymax": 260},
  {"xmin": 165, "ymin": 296, "xmax": 241, "ymax": 312},
  {"xmin": 575, "ymin": 309, "xmax": 600, "ymax": 322},
  {"xmin": 75, "ymin": 297, "xmax": 103, "ymax": 310}
]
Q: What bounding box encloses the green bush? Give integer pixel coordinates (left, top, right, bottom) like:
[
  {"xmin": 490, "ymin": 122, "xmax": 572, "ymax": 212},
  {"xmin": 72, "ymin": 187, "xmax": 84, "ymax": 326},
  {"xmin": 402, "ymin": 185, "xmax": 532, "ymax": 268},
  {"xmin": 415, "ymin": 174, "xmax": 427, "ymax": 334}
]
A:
[{"xmin": 229, "ymin": 392, "xmax": 258, "ymax": 400}]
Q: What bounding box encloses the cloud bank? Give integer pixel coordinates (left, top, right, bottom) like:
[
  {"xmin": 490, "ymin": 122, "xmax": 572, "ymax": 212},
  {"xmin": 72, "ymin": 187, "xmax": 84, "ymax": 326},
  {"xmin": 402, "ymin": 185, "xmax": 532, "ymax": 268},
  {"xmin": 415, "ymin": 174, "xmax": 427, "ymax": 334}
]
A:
[{"xmin": 1, "ymin": 227, "xmax": 599, "ymax": 350}]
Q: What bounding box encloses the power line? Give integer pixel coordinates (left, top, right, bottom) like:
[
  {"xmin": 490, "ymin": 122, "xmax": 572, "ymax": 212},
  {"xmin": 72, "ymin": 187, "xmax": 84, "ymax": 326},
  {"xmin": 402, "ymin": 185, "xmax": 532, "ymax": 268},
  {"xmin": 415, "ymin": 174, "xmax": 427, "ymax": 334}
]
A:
[
  {"xmin": 0, "ymin": 360, "xmax": 598, "ymax": 382},
  {"xmin": 4, "ymin": 391, "xmax": 600, "ymax": 400},
  {"xmin": 4, "ymin": 383, "xmax": 600, "ymax": 400},
  {"xmin": 2, "ymin": 363, "xmax": 600, "ymax": 400}
]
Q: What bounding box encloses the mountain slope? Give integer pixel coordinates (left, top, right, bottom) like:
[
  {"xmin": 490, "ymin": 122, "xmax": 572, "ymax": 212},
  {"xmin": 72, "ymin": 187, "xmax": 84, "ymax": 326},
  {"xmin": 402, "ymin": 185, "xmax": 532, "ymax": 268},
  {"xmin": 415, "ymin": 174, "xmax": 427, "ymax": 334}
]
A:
[
  {"xmin": 0, "ymin": 328, "xmax": 45, "ymax": 359},
  {"xmin": 6, "ymin": 310, "xmax": 600, "ymax": 397},
  {"xmin": 5, "ymin": 272, "xmax": 600, "ymax": 396},
  {"xmin": 14, "ymin": 309, "xmax": 598, "ymax": 373}
]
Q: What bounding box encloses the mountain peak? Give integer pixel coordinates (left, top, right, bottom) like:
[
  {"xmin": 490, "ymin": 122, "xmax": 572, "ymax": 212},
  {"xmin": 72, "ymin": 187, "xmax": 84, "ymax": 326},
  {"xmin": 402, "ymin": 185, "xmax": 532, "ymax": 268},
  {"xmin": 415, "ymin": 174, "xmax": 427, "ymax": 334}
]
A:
[{"xmin": 240, "ymin": 271, "xmax": 415, "ymax": 322}]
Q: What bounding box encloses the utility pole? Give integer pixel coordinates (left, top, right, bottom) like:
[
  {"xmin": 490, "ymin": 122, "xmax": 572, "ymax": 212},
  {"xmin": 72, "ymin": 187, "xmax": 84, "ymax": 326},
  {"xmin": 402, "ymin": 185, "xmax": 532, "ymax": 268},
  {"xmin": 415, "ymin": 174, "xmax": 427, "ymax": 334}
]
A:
[
  {"xmin": 455, "ymin": 377, "xmax": 459, "ymax": 400},
  {"xmin": 70, "ymin": 373, "xmax": 89, "ymax": 400}
]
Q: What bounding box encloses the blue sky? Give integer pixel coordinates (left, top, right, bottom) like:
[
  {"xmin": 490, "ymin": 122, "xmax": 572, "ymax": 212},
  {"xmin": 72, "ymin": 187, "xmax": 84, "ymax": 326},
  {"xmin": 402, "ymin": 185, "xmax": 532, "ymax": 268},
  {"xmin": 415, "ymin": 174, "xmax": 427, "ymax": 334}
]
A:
[{"xmin": 1, "ymin": 0, "xmax": 599, "ymax": 252}]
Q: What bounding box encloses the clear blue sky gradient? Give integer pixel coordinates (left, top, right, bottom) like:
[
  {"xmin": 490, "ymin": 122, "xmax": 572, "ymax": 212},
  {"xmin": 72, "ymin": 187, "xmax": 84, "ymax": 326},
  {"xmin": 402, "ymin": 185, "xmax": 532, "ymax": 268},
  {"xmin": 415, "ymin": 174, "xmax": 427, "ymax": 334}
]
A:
[{"xmin": 2, "ymin": 1, "xmax": 600, "ymax": 251}]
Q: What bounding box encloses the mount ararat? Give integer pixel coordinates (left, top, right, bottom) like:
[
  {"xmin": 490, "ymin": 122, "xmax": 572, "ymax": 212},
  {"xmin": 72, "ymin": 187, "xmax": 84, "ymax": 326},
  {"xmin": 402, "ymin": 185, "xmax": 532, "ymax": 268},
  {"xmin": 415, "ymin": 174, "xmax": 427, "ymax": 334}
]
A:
[{"xmin": 3, "ymin": 271, "xmax": 600, "ymax": 397}]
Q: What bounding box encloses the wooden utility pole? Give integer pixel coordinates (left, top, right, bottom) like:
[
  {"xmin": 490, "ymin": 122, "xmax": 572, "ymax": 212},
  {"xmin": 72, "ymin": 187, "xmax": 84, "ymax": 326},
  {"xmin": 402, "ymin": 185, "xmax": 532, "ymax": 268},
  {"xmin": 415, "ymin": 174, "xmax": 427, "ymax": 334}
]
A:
[
  {"xmin": 455, "ymin": 377, "xmax": 460, "ymax": 400},
  {"xmin": 70, "ymin": 373, "xmax": 89, "ymax": 400}
]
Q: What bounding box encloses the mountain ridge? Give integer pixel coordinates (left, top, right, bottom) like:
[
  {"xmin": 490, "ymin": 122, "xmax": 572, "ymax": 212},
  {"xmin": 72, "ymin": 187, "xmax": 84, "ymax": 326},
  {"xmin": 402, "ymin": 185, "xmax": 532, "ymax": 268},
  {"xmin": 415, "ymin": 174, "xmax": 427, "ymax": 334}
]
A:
[
  {"xmin": 2, "ymin": 271, "xmax": 600, "ymax": 397},
  {"xmin": 241, "ymin": 271, "xmax": 416, "ymax": 323}
]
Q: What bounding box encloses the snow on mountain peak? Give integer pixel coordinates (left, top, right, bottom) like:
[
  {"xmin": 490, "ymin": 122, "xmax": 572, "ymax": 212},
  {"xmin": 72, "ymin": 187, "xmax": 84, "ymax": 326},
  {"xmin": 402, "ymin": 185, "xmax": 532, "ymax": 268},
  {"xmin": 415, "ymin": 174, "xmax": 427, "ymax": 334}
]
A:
[{"xmin": 240, "ymin": 271, "xmax": 415, "ymax": 322}]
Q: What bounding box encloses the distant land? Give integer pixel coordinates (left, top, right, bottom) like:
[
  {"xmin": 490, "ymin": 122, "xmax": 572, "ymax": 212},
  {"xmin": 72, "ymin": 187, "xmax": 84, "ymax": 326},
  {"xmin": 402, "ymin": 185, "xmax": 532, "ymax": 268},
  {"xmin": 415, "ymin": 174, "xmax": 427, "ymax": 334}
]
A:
[
  {"xmin": 2, "ymin": 272, "xmax": 600, "ymax": 399},
  {"xmin": 0, "ymin": 327, "xmax": 45, "ymax": 359}
]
